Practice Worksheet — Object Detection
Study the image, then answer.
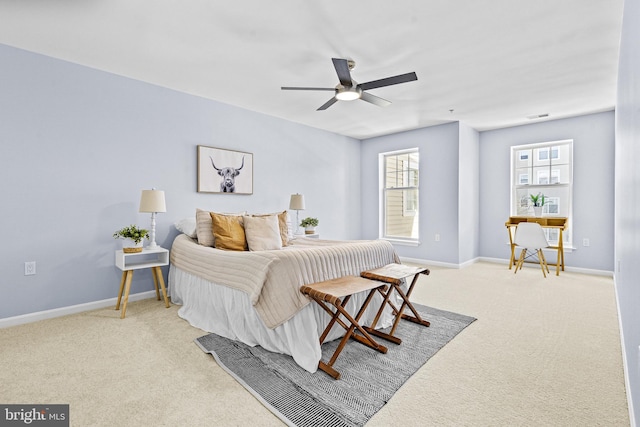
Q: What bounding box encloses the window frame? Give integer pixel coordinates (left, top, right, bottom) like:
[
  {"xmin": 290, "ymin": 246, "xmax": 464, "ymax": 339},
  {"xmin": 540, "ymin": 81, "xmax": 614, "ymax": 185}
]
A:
[
  {"xmin": 379, "ymin": 147, "xmax": 420, "ymax": 245},
  {"xmin": 510, "ymin": 139, "xmax": 573, "ymax": 247}
]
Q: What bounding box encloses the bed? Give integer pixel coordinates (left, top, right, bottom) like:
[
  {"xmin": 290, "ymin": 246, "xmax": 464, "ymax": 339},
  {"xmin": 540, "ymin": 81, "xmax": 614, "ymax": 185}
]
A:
[{"xmin": 168, "ymin": 215, "xmax": 401, "ymax": 373}]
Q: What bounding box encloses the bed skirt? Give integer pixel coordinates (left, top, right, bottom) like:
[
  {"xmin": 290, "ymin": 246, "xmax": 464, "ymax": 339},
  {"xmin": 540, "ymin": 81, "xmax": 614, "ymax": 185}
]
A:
[{"xmin": 169, "ymin": 265, "xmax": 397, "ymax": 373}]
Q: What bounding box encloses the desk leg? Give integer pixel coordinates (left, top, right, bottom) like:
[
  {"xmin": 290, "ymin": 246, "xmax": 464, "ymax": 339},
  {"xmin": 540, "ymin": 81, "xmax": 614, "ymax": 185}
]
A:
[
  {"xmin": 556, "ymin": 229, "xmax": 564, "ymax": 276},
  {"xmin": 153, "ymin": 266, "xmax": 170, "ymax": 308},
  {"xmin": 120, "ymin": 270, "xmax": 134, "ymax": 319},
  {"xmin": 507, "ymin": 226, "xmax": 516, "ymax": 269}
]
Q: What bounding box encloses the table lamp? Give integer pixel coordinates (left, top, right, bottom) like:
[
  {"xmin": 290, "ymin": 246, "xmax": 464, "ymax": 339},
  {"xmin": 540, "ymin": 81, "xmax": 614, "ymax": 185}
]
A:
[
  {"xmin": 139, "ymin": 188, "xmax": 166, "ymax": 249},
  {"xmin": 289, "ymin": 193, "xmax": 305, "ymax": 235}
]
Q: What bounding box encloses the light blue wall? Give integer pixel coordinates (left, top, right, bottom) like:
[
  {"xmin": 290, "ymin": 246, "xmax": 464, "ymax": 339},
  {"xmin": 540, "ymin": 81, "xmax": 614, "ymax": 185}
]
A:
[
  {"xmin": 615, "ymin": 0, "xmax": 640, "ymax": 422},
  {"xmin": 458, "ymin": 122, "xmax": 480, "ymax": 264},
  {"xmin": 360, "ymin": 111, "xmax": 614, "ymax": 269},
  {"xmin": 0, "ymin": 44, "xmax": 361, "ymax": 319},
  {"xmin": 479, "ymin": 111, "xmax": 615, "ymax": 271},
  {"xmin": 0, "ymin": 39, "xmax": 621, "ymax": 338},
  {"xmin": 360, "ymin": 122, "xmax": 474, "ymax": 264}
]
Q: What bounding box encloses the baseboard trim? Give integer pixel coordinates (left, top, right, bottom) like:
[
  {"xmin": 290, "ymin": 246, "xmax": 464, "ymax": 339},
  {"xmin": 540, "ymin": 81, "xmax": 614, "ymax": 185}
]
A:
[
  {"xmin": 399, "ymin": 256, "xmax": 481, "ymax": 269},
  {"xmin": 613, "ymin": 275, "xmax": 636, "ymax": 427},
  {"xmin": 0, "ymin": 290, "xmax": 159, "ymax": 329},
  {"xmin": 399, "ymin": 255, "xmax": 614, "ymax": 277},
  {"xmin": 478, "ymin": 257, "xmax": 614, "ymax": 277}
]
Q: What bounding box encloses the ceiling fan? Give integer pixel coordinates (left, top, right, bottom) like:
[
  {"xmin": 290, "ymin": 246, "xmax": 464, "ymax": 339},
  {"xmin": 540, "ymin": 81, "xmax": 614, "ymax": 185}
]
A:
[{"xmin": 281, "ymin": 58, "xmax": 418, "ymax": 111}]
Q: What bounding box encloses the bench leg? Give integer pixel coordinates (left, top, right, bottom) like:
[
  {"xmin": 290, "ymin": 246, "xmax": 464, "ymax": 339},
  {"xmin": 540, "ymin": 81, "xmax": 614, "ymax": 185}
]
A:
[
  {"xmin": 318, "ymin": 361, "xmax": 342, "ymax": 380},
  {"xmin": 390, "ymin": 274, "xmax": 430, "ymax": 336},
  {"xmin": 364, "ymin": 287, "xmax": 403, "ymax": 345},
  {"xmin": 315, "ymin": 288, "xmax": 388, "ymax": 379},
  {"xmin": 365, "ymin": 274, "xmax": 430, "ymax": 343}
]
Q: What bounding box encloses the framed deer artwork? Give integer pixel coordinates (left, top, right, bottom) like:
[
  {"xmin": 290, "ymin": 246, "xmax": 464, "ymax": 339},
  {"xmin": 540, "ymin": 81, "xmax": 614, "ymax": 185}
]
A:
[{"xmin": 197, "ymin": 145, "xmax": 253, "ymax": 194}]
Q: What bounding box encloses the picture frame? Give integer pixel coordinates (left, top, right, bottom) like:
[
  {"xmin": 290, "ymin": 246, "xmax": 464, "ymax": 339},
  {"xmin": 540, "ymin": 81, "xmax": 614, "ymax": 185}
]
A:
[{"xmin": 197, "ymin": 145, "xmax": 253, "ymax": 194}]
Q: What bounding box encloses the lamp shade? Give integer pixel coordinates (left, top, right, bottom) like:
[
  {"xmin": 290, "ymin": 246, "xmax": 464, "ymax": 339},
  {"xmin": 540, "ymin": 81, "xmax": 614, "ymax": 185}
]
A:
[
  {"xmin": 289, "ymin": 194, "xmax": 305, "ymax": 210},
  {"xmin": 139, "ymin": 190, "xmax": 166, "ymax": 213}
]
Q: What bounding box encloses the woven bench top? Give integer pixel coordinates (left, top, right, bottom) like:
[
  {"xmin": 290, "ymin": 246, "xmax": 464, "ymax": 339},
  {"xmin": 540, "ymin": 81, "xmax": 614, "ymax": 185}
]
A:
[
  {"xmin": 300, "ymin": 276, "xmax": 385, "ymax": 300},
  {"xmin": 361, "ymin": 264, "xmax": 430, "ymax": 284}
]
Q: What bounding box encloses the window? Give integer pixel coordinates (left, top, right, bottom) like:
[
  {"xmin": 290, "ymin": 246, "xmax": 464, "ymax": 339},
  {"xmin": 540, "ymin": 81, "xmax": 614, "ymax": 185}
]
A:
[
  {"xmin": 511, "ymin": 140, "xmax": 573, "ymax": 246},
  {"xmin": 518, "ymin": 173, "xmax": 529, "ymax": 185},
  {"xmin": 380, "ymin": 148, "xmax": 419, "ymax": 243}
]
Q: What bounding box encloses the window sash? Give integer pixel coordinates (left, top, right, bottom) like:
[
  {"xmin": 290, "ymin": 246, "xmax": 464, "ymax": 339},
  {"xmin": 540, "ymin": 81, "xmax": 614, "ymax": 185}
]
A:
[
  {"xmin": 511, "ymin": 140, "xmax": 573, "ymax": 246},
  {"xmin": 381, "ymin": 149, "xmax": 419, "ymax": 241}
]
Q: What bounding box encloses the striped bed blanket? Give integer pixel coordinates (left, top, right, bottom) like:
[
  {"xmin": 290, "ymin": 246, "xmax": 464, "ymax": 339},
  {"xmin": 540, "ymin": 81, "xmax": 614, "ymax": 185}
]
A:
[{"xmin": 169, "ymin": 234, "xmax": 399, "ymax": 328}]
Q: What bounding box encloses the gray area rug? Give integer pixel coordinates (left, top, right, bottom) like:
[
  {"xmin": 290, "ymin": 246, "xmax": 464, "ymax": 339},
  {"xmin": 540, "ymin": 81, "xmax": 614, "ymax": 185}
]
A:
[{"xmin": 196, "ymin": 304, "xmax": 475, "ymax": 427}]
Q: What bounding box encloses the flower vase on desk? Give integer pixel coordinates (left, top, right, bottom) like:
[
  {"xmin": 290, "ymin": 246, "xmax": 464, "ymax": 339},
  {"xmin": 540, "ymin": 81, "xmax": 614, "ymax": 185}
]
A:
[{"xmin": 533, "ymin": 206, "xmax": 543, "ymax": 217}]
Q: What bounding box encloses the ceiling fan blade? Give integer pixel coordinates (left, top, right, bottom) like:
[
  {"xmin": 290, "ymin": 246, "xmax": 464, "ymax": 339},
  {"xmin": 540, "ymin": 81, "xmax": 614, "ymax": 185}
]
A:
[
  {"xmin": 358, "ymin": 72, "xmax": 418, "ymax": 91},
  {"xmin": 360, "ymin": 92, "xmax": 392, "ymax": 107},
  {"xmin": 332, "ymin": 58, "xmax": 353, "ymax": 87},
  {"xmin": 281, "ymin": 86, "xmax": 335, "ymax": 91},
  {"xmin": 317, "ymin": 97, "xmax": 338, "ymax": 111}
]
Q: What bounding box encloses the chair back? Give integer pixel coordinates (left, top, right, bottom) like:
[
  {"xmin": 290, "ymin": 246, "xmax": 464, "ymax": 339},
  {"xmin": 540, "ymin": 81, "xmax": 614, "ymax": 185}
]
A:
[{"xmin": 514, "ymin": 222, "xmax": 549, "ymax": 249}]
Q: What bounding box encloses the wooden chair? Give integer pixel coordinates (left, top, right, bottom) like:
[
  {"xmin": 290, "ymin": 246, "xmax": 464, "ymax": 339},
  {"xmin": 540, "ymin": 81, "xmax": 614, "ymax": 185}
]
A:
[
  {"xmin": 300, "ymin": 276, "xmax": 389, "ymax": 379},
  {"xmin": 361, "ymin": 263, "xmax": 430, "ymax": 345}
]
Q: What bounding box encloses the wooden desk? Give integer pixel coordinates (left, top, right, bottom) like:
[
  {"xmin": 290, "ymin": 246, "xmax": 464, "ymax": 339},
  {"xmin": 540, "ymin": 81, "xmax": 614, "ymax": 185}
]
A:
[{"xmin": 505, "ymin": 216, "xmax": 568, "ymax": 276}]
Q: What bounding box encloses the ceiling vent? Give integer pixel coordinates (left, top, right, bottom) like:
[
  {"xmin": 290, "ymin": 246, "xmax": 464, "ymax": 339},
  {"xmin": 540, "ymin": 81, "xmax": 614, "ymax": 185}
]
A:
[{"xmin": 527, "ymin": 113, "xmax": 550, "ymax": 120}]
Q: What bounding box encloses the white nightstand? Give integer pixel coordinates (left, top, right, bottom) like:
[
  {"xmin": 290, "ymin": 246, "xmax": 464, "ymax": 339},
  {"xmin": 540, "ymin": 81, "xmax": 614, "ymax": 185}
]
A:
[{"xmin": 114, "ymin": 247, "xmax": 170, "ymax": 319}]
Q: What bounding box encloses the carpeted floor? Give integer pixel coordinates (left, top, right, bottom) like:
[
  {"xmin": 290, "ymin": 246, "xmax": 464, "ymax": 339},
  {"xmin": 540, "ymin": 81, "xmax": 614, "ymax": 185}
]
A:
[
  {"xmin": 0, "ymin": 262, "xmax": 630, "ymax": 426},
  {"xmin": 197, "ymin": 304, "xmax": 475, "ymax": 427}
]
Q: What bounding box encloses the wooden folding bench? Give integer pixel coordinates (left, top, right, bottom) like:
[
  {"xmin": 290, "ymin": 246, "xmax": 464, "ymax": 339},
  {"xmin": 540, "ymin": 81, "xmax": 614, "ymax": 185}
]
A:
[
  {"xmin": 300, "ymin": 276, "xmax": 389, "ymax": 380},
  {"xmin": 361, "ymin": 263, "xmax": 430, "ymax": 345}
]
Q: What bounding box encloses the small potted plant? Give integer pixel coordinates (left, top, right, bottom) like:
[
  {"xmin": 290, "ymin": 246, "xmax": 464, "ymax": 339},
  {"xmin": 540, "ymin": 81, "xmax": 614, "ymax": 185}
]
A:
[
  {"xmin": 300, "ymin": 217, "xmax": 319, "ymax": 235},
  {"xmin": 113, "ymin": 225, "xmax": 149, "ymax": 253},
  {"xmin": 530, "ymin": 193, "xmax": 545, "ymax": 217}
]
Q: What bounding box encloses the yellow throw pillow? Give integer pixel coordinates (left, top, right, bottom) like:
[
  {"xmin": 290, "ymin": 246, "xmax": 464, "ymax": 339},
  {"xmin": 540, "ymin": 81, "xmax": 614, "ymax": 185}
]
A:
[
  {"xmin": 210, "ymin": 213, "xmax": 247, "ymax": 251},
  {"xmin": 196, "ymin": 209, "xmax": 246, "ymax": 247}
]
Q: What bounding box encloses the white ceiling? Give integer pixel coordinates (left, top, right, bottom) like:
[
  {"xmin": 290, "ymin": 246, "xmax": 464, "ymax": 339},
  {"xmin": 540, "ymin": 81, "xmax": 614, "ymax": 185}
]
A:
[{"xmin": 0, "ymin": 1, "xmax": 624, "ymax": 139}]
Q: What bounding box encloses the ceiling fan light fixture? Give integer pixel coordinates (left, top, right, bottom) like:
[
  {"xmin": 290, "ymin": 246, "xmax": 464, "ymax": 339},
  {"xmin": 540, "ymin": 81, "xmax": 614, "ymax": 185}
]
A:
[
  {"xmin": 281, "ymin": 58, "xmax": 417, "ymax": 110},
  {"xmin": 335, "ymin": 86, "xmax": 362, "ymax": 101}
]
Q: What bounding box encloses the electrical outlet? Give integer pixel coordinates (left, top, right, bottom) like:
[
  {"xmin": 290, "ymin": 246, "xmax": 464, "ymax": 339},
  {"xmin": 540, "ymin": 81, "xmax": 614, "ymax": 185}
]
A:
[
  {"xmin": 583, "ymin": 238, "xmax": 590, "ymax": 247},
  {"xmin": 24, "ymin": 261, "xmax": 36, "ymax": 276},
  {"xmin": 435, "ymin": 233, "xmax": 440, "ymax": 242}
]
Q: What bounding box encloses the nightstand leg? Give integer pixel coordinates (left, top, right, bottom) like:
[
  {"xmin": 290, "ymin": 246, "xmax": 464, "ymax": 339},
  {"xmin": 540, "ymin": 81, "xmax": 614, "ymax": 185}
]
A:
[
  {"xmin": 153, "ymin": 266, "xmax": 170, "ymax": 308},
  {"xmin": 120, "ymin": 270, "xmax": 134, "ymax": 319},
  {"xmin": 116, "ymin": 271, "xmax": 127, "ymax": 310},
  {"xmin": 151, "ymin": 268, "xmax": 160, "ymax": 300}
]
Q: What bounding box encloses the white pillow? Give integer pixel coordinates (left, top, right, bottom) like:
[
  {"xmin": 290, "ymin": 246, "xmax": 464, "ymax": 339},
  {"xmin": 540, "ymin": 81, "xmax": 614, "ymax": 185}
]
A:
[
  {"xmin": 243, "ymin": 215, "xmax": 283, "ymax": 251},
  {"xmin": 174, "ymin": 218, "xmax": 197, "ymax": 238}
]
